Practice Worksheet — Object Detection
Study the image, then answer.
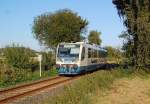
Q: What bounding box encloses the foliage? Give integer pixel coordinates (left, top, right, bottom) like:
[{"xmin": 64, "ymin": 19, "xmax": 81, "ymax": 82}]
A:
[
  {"xmin": 40, "ymin": 51, "xmax": 55, "ymax": 70},
  {"xmin": 0, "ymin": 48, "xmax": 4, "ymax": 56},
  {"xmin": 113, "ymin": 0, "xmax": 150, "ymax": 68},
  {"xmin": 32, "ymin": 9, "xmax": 88, "ymax": 48},
  {"xmin": 0, "ymin": 62, "xmax": 14, "ymax": 85},
  {"xmin": 0, "ymin": 44, "xmax": 58, "ymax": 88},
  {"xmin": 119, "ymin": 31, "xmax": 134, "ymax": 62},
  {"xmin": 88, "ymin": 30, "xmax": 102, "ymax": 45},
  {"xmin": 3, "ymin": 44, "xmax": 35, "ymax": 69},
  {"xmin": 0, "ymin": 66, "xmax": 58, "ymax": 88},
  {"xmin": 105, "ymin": 46, "xmax": 123, "ymax": 63}
]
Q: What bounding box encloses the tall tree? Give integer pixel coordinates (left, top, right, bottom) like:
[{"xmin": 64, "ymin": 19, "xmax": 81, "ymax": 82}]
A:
[
  {"xmin": 119, "ymin": 31, "xmax": 134, "ymax": 61},
  {"xmin": 88, "ymin": 30, "xmax": 102, "ymax": 45},
  {"xmin": 113, "ymin": 0, "xmax": 150, "ymax": 68},
  {"xmin": 32, "ymin": 9, "xmax": 88, "ymax": 48}
]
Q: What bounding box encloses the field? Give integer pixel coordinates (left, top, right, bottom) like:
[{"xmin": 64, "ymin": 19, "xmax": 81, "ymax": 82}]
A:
[
  {"xmin": 44, "ymin": 68, "xmax": 150, "ymax": 104},
  {"xmin": 92, "ymin": 76, "xmax": 150, "ymax": 104}
]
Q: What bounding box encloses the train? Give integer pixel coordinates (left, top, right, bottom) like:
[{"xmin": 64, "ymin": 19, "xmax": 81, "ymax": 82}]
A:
[{"xmin": 56, "ymin": 42, "xmax": 108, "ymax": 75}]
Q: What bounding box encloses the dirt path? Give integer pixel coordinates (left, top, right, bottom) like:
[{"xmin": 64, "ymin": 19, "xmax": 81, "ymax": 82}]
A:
[{"xmin": 93, "ymin": 77, "xmax": 150, "ymax": 104}]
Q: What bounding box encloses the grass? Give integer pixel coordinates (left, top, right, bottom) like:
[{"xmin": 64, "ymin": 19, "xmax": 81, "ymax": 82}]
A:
[
  {"xmin": 145, "ymin": 89, "xmax": 150, "ymax": 97},
  {"xmin": 44, "ymin": 68, "xmax": 138, "ymax": 104},
  {"xmin": 0, "ymin": 68, "xmax": 58, "ymax": 88},
  {"xmin": 92, "ymin": 75, "xmax": 150, "ymax": 104}
]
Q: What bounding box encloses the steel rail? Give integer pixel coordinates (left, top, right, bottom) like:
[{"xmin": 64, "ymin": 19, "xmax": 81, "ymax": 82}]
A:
[
  {"xmin": 0, "ymin": 76, "xmax": 61, "ymax": 94},
  {"xmin": 0, "ymin": 77, "xmax": 76, "ymax": 104}
]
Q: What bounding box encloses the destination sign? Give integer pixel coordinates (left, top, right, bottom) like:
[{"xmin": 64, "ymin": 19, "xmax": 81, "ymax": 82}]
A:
[
  {"xmin": 64, "ymin": 44, "xmax": 76, "ymax": 48},
  {"xmin": 59, "ymin": 44, "xmax": 76, "ymax": 48}
]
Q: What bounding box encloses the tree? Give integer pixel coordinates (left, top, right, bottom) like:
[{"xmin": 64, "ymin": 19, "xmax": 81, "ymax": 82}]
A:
[
  {"xmin": 88, "ymin": 30, "xmax": 102, "ymax": 45},
  {"xmin": 32, "ymin": 9, "xmax": 88, "ymax": 48},
  {"xmin": 119, "ymin": 31, "xmax": 134, "ymax": 61},
  {"xmin": 105, "ymin": 46, "xmax": 123, "ymax": 63},
  {"xmin": 113, "ymin": 0, "xmax": 150, "ymax": 68}
]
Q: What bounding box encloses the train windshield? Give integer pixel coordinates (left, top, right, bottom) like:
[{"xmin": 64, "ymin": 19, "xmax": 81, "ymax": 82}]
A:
[{"xmin": 58, "ymin": 44, "xmax": 80, "ymax": 58}]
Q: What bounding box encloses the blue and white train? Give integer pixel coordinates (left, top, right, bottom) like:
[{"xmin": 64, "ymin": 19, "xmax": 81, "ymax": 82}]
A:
[{"xmin": 56, "ymin": 42, "xmax": 108, "ymax": 75}]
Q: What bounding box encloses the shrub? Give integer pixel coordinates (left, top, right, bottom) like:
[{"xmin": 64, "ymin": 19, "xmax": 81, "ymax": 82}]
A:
[
  {"xmin": 3, "ymin": 44, "xmax": 35, "ymax": 69},
  {"xmin": 0, "ymin": 44, "xmax": 57, "ymax": 88},
  {"xmin": 41, "ymin": 52, "xmax": 55, "ymax": 70},
  {"xmin": 0, "ymin": 62, "xmax": 15, "ymax": 85}
]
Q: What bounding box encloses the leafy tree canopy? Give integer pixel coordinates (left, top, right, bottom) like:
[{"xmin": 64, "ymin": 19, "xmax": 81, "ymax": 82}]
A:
[
  {"xmin": 32, "ymin": 9, "xmax": 88, "ymax": 48},
  {"xmin": 119, "ymin": 31, "xmax": 134, "ymax": 59},
  {"xmin": 113, "ymin": 0, "xmax": 150, "ymax": 68},
  {"xmin": 88, "ymin": 30, "xmax": 102, "ymax": 45}
]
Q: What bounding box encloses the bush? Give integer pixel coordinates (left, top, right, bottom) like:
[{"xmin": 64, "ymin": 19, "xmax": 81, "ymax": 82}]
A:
[
  {"xmin": 3, "ymin": 44, "xmax": 35, "ymax": 69},
  {"xmin": 41, "ymin": 52, "xmax": 55, "ymax": 70},
  {"xmin": 0, "ymin": 44, "xmax": 57, "ymax": 88},
  {"xmin": 0, "ymin": 62, "xmax": 15, "ymax": 85},
  {"xmin": 0, "ymin": 64, "xmax": 58, "ymax": 88}
]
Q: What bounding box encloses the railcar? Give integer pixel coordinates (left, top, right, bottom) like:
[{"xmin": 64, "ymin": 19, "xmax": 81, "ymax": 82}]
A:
[{"xmin": 56, "ymin": 42, "xmax": 107, "ymax": 75}]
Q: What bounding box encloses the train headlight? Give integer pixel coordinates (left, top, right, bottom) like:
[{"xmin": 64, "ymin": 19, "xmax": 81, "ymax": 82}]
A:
[
  {"xmin": 56, "ymin": 64, "xmax": 60, "ymax": 69},
  {"xmin": 73, "ymin": 64, "xmax": 78, "ymax": 70},
  {"xmin": 69, "ymin": 64, "xmax": 73, "ymax": 68},
  {"xmin": 62, "ymin": 64, "xmax": 66, "ymax": 68}
]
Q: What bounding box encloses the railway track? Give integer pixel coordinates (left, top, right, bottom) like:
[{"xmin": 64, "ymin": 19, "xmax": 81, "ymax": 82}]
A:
[{"xmin": 0, "ymin": 76, "xmax": 77, "ymax": 104}]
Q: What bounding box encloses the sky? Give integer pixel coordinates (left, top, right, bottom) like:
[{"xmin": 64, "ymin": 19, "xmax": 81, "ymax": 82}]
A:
[{"xmin": 0, "ymin": 0, "xmax": 125, "ymax": 51}]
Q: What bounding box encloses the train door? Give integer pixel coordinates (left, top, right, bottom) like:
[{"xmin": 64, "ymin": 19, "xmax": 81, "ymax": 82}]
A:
[{"xmin": 80, "ymin": 46, "xmax": 87, "ymax": 73}]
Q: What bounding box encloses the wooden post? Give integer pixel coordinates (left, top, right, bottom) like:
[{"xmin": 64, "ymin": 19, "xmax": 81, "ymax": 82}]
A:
[{"xmin": 38, "ymin": 55, "xmax": 42, "ymax": 77}]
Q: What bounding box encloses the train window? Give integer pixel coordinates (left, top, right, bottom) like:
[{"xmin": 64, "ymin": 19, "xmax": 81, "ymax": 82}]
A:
[
  {"xmin": 91, "ymin": 49, "xmax": 96, "ymax": 58},
  {"xmin": 91, "ymin": 49, "xmax": 93, "ymax": 58},
  {"xmin": 81, "ymin": 47, "xmax": 85, "ymax": 60},
  {"xmin": 99, "ymin": 50, "xmax": 107, "ymax": 58},
  {"xmin": 96, "ymin": 50, "xmax": 99, "ymax": 58},
  {"xmin": 57, "ymin": 44, "xmax": 80, "ymax": 58},
  {"xmin": 88, "ymin": 48, "xmax": 92, "ymax": 58},
  {"xmin": 98, "ymin": 50, "xmax": 100, "ymax": 58},
  {"xmin": 94, "ymin": 50, "xmax": 97, "ymax": 58}
]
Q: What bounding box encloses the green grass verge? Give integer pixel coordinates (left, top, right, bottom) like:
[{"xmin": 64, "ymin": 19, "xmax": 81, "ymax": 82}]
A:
[
  {"xmin": 0, "ymin": 68, "xmax": 58, "ymax": 88},
  {"xmin": 44, "ymin": 68, "xmax": 149, "ymax": 104}
]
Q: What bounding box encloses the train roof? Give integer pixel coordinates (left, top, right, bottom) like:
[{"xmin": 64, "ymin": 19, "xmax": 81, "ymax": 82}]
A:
[{"xmin": 59, "ymin": 42, "xmax": 107, "ymax": 52}]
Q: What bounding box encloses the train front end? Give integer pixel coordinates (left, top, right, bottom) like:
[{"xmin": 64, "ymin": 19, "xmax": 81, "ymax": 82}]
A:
[{"xmin": 56, "ymin": 43, "xmax": 81, "ymax": 75}]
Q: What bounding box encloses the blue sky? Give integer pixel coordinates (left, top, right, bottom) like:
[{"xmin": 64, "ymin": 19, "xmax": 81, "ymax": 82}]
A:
[{"xmin": 0, "ymin": 0, "xmax": 124, "ymax": 51}]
